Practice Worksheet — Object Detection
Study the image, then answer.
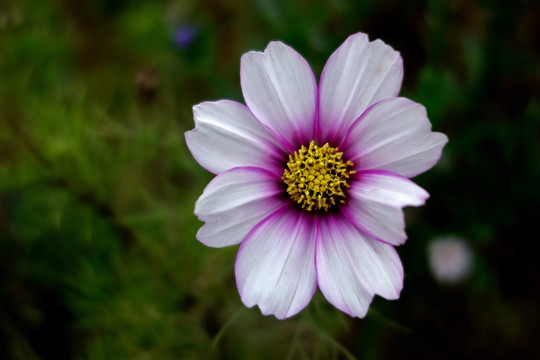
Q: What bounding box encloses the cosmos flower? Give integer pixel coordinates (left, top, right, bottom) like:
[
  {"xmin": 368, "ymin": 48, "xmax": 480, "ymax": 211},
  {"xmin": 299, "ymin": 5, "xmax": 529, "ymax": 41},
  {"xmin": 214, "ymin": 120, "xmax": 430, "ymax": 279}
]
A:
[
  {"xmin": 172, "ymin": 24, "xmax": 197, "ymax": 50},
  {"xmin": 185, "ymin": 32, "xmax": 448, "ymax": 319},
  {"xmin": 428, "ymin": 236, "xmax": 473, "ymax": 284}
]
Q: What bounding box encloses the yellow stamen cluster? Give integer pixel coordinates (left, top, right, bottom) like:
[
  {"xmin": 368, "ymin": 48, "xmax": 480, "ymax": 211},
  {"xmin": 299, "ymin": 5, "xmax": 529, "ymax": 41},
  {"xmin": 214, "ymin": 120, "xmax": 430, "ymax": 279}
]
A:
[{"xmin": 282, "ymin": 141, "xmax": 355, "ymax": 212}]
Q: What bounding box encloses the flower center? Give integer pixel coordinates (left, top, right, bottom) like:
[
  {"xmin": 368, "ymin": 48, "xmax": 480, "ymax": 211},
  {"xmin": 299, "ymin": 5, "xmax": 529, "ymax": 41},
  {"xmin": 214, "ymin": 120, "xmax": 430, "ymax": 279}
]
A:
[{"xmin": 282, "ymin": 141, "xmax": 356, "ymax": 212}]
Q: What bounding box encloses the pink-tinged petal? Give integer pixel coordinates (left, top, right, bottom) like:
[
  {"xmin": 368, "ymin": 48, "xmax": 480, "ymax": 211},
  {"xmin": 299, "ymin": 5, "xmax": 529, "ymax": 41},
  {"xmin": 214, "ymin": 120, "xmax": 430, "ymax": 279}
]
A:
[
  {"xmin": 316, "ymin": 214, "xmax": 403, "ymax": 318},
  {"xmin": 341, "ymin": 98, "xmax": 449, "ymax": 178},
  {"xmin": 318, "ymin": 32, "xmax": 403, "ymax": 143},
  {"xmin": 185, "ymin": 100, "xmax": 285, "ymax": 175},
  {"xmin": 235, "ymin": 206, "xmax": 317, "ymax": 319},
  {"xmin": 241, "ymin": 41, "xmax": 317, "ymax": 150},
  {"xmin": 195, "ymin": 167, "xmax": 284, "ymax": 248},
  {"xmin": 343, "ymin": 170, "xmax": 429, "ymax": 246}
]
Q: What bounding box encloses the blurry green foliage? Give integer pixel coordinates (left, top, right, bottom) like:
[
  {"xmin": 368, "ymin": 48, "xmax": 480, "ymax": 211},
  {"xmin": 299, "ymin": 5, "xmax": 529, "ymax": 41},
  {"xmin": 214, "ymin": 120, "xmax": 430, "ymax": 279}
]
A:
[{"xmin": 1, "ymin": 0, "xmax": 539, "ymax": 359}]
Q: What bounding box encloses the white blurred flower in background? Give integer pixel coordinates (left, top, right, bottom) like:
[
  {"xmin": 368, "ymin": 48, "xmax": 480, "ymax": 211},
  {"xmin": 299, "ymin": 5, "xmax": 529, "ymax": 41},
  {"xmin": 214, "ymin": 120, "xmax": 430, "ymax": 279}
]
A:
[{"xmin": 428, "ymin": 236, "xmax": 473, "ymax": 284}]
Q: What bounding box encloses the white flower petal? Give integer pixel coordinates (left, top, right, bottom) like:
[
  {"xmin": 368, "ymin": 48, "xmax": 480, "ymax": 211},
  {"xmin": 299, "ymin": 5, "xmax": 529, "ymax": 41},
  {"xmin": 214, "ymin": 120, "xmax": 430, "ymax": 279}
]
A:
[
  {"xmin": 318, "ymin": 32, "xmax": 403, "ymax": 143},
  {"xmin": 341, "ymin": 98, "xmax": 448, "ymax": 178},
  {"xmin": 316, "ymin": 214, "xmax": 403, "ymax": 318},
  {"xmin": 241, "ymin": 41, "xmax": 317, "ymax": 150},
  {"xmin": 343, "ymin": 170, "xmax": 429, "ymax": 246},
  {"xmin": 195, "ymin": 167, "xmax": 283, "ymax": 248},
  {"xmin": 235, "ymin": 207, "xmax": 317, "ymax": 319},
  {"xmin": 185, "ymin": 100, "xmax": 284, "ymax": 175}
]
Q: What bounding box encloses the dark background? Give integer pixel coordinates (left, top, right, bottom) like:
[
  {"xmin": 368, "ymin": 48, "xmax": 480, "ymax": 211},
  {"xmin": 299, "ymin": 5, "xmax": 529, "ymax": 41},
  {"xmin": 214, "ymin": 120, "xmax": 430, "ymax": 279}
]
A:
[{"xmin": 1, "ymin": 0, "xmax": 539, "ymax": 359}]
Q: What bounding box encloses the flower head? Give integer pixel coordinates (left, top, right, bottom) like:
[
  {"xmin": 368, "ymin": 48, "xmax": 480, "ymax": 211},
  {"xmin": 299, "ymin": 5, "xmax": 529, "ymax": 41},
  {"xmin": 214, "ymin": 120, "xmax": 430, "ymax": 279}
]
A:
[
  {"xmin": 172, "ymin": 24, "xmax": 197, "ymax": 50},
  {"xmin": 428, "ymin": 236, "xmax": 473, "ymax": 284},
  {"xmin": 185, "ymin": 33, "xmax": 448, "ymax": 319}
]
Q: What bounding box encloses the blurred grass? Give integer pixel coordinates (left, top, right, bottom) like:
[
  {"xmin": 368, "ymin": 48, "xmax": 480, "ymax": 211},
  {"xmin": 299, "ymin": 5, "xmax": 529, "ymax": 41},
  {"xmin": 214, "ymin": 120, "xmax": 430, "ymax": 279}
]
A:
[{"xmin": 1, "ymin": 0, "xmax": 539, "ymax": 359}]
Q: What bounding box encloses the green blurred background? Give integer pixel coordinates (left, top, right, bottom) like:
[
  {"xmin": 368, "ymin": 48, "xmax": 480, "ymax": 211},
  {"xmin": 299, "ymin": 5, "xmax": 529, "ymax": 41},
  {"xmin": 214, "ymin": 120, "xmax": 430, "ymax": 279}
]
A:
[{"xmin": 1, "ymin": 0, "xmax": 538, "ymax": 359}]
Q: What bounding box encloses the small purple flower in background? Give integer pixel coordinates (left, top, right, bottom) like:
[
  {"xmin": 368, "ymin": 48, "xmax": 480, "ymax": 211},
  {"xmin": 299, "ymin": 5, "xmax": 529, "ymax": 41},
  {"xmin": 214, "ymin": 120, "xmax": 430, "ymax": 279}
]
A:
[
  {"xmin": 428, "ymin": 236, "xmax": 473, "ymax": 284},
  {"xmin": 185, "ymin": 32, "xmax": 448, "ymax": 319},
  {"xmin": 172, "ymin": 24, "xmax": 197, "ymax": 50}
]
